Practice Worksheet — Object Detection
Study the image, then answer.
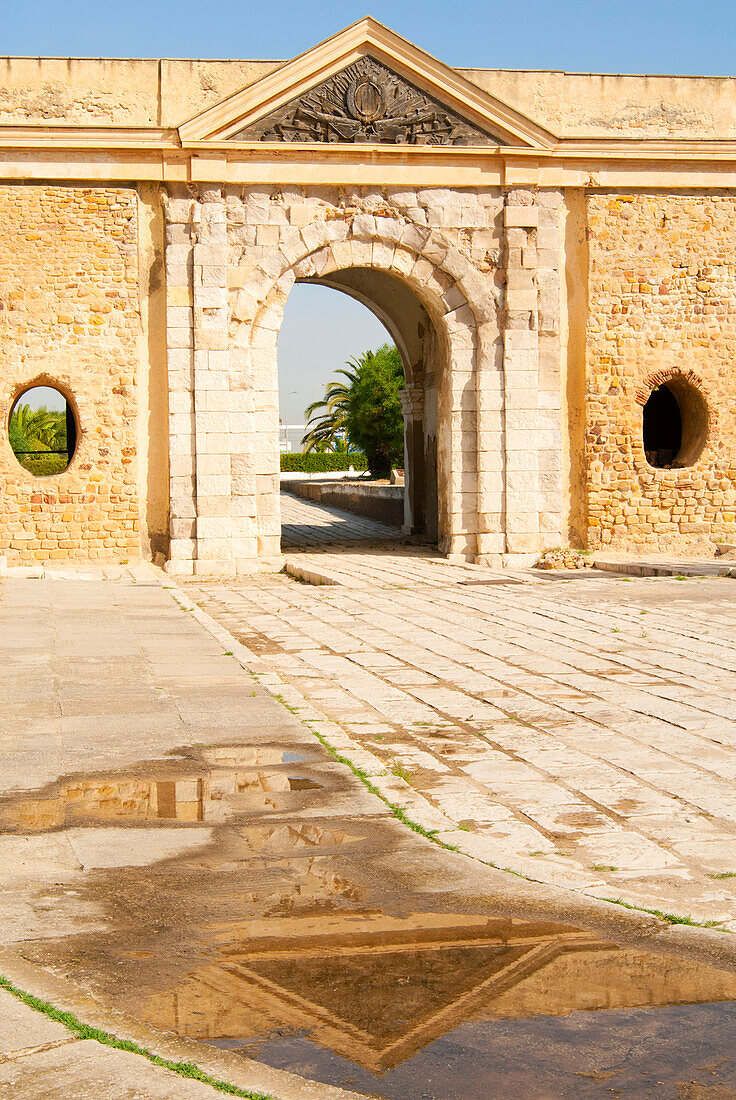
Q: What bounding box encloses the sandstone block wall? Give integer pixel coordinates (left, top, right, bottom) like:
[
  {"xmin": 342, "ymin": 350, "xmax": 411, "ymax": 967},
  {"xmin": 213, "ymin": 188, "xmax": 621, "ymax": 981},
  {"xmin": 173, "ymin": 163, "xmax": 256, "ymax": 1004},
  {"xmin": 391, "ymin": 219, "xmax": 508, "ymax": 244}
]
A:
[
  {"xmin": 502, "ymin": 188, "xmax": 564, "ymax": 556},
  {"xmin": 0, "ymin": 186, "xmax": 142, "ymax": 563},
  {"xmin": 585, "ymin": 192, "xmax": 736, "ymax": 554},
  {"xmin": 3, "ymin": 56, "xmax": 736, "ymax": 142}
]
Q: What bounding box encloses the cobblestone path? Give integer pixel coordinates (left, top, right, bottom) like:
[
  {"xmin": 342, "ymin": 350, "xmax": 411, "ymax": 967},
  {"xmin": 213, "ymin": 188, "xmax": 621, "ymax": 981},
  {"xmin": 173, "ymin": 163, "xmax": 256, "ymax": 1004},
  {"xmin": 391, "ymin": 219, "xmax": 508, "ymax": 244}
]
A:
[
  {"xmin": 191, "ymin": 540, "xmax": 736, "ymax": 926},
  {"xmin": 280, "ymin": 489, "xmax": 405, "ymax": 550}
]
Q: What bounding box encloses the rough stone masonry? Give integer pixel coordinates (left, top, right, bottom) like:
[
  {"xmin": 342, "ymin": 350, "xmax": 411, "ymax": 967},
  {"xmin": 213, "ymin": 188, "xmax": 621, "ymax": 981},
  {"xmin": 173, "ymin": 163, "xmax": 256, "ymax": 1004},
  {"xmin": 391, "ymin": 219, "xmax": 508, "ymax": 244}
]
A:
[{"xmin": 0, "ymin": 18, "xmax": 734, "ymax": 571}]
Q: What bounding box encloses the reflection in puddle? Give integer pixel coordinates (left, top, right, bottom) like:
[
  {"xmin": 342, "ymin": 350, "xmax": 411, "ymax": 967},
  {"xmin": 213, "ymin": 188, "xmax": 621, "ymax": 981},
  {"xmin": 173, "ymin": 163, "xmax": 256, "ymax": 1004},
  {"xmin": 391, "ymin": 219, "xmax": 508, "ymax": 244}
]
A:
[
  {"xmin": 7, "ymin": 743, "xmax": 736, "ymax": 1098},
  {"xmin": 142, "ymin": 909, "xmax": 736, "ymax": 1098},
  {"xmin": 0, "ymin": 745, "xmax": 325, "ymax": 832},
  {"xmin": 287, "ymin": 777, "xmax": 322, "ymax": 791}
]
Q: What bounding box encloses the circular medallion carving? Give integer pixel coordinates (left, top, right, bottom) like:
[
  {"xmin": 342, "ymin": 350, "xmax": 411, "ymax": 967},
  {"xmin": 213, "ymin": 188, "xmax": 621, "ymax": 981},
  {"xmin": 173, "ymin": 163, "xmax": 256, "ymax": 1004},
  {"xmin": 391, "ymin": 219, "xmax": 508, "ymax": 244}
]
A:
[{"xmin": 347, "ymin": 78, "xmax": 384, "ymax": 123}]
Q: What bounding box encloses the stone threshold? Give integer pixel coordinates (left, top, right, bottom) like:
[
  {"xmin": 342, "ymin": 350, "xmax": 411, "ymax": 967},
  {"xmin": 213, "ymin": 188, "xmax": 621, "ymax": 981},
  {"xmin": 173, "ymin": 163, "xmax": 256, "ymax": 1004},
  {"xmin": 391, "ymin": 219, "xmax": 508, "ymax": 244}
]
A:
[{"xmin": 594, "ymin": 555, "xmax": 736, "ymax": 579}]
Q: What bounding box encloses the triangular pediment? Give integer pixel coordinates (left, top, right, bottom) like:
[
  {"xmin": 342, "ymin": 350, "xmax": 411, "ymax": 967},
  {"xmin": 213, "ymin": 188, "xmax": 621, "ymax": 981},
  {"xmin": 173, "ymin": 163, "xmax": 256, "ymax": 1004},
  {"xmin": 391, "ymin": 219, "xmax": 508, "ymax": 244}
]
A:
[
  {"xmin": 178, "ymin": 18, "xmax": 556, "ymax": 149},
  {"xmin": 231, "ymin": 55, "xmax": 500, "ymax": 146}
]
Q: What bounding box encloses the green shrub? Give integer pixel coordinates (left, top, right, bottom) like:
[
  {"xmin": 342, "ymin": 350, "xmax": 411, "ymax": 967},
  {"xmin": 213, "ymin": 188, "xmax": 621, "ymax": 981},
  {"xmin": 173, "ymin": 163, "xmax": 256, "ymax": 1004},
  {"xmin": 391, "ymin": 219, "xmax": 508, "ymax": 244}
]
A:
[
  {"xmin": 280, "ymin": 452, "xmax": 367, "ymax": 473},
  {"xmin": 16, "ymin": 451, "xmax": 69, "ymax": 477}
]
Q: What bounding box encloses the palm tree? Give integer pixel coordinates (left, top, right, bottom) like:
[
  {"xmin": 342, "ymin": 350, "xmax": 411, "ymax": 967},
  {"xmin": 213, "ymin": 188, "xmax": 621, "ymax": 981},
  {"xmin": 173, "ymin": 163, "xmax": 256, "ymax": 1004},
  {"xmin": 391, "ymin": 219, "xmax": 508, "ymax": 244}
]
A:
[
  {"xmin": 9, "ymin": 403, "xmax": 66, "ymax": 452},
  {"xmin": 300, "ymin": 364, "xmax": 358, "ymax": 453}
]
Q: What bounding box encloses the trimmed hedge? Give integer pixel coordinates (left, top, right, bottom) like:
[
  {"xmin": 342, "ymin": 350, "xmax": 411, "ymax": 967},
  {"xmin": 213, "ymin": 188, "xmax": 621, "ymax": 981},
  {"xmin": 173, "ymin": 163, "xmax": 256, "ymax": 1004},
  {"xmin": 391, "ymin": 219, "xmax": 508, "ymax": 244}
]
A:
[
  {"xmin": 15, "ymin": 451, "xmax": 69, "ymax": 477},
  {"xmin": 280, "ymin": 451, "xmax": 367, "ymax": 473}
]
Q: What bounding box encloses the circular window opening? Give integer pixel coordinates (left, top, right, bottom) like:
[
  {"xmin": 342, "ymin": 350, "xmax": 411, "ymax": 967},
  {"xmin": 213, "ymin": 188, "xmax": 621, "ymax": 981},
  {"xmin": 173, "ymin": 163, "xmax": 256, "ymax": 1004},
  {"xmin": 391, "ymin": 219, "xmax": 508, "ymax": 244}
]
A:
[
  {"xmin": 642, "ymin": 377, "xmax": 708, "ymax": 469},
  {"xmin": 8, "ymin": 385, "xmax": 77, "ymax": 476}
]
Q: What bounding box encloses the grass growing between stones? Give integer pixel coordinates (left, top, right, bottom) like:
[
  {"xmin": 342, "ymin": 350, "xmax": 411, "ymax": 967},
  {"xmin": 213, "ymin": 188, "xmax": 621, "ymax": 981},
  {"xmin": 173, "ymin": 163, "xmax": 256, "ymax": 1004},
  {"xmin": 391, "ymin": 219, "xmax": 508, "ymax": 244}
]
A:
[
  {"xmin": 164, "ymin": 582, "xmax": 734, "ymax": 937},
  {"xmin": 272, "ymin": 694, "xmax": 458, "ymax": 850},
  {"xmin": 0, "ymin": 975, "xmax": 273, "ymax": 1100},
  {"xmin": 269, "ymin": 691, "xmax": 732, "ymax": 933},
  {"xmin": 600, "ymin": 898, "xmax": 726, "ymax": 929},
  {"xmin": 390, "ymin": 762, "xmax": 414, "ymax": 783}
]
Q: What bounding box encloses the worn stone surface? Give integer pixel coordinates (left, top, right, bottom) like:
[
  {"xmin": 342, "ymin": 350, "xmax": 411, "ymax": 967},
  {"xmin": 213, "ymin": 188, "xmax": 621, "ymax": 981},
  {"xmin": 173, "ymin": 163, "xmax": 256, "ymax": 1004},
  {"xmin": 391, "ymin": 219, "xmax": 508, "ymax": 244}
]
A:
[
  {"xmin": 185, "ymin": 517, "xmax": 736, "ymax": 924},
  {"xmin": 280, "ymin": 490, "xmax": 405, "ymax": 549},
  {"xmin": 3, "ymin": 565, "xmax": 736, "ymax": 1100},
  {"xmin": 0, "ymin": 988, "xmax": 70, "ymax": 1056},
  {"xmin": 0, "ymin": 1040, "xmax": 245, "ymax": 1099}
]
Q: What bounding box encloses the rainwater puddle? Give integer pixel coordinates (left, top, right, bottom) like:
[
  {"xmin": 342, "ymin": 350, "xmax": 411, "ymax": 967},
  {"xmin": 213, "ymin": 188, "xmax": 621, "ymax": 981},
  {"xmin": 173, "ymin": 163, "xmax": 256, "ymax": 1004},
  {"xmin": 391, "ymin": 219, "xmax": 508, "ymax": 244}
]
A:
[
  {"xmin": 0, "ymin": 745, "xmax": 324, "ymax": 832},
  {"xmin": 142, "ymin": 908, "xmax": 736, "ymax": 1100},
  {"xmin": 6, "ymin": 745, "xmax": 736, "ymax": 1099}
]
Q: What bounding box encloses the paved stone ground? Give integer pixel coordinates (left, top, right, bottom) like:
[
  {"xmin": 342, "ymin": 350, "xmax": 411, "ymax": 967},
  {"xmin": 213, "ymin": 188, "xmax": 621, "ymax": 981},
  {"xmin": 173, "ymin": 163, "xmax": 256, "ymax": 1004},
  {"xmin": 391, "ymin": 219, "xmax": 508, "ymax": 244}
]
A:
[
  {"xmin": 186, "ymin": 501, "xmax": 736, "ymax": 925},
  {"xmin": 280, "ymin": 490, "xmax": 405, "ymax": 550},
  {"xmin": 3, "ymin": 554, "xmax": 736, "ymax": 1096},
  {"xmin": 0, "ymin": 986, "xmax": 231, "ymax": 1100},
  {"xmin": 0, "ymin": 567, "xmax": 369, "ymax": 1100}
]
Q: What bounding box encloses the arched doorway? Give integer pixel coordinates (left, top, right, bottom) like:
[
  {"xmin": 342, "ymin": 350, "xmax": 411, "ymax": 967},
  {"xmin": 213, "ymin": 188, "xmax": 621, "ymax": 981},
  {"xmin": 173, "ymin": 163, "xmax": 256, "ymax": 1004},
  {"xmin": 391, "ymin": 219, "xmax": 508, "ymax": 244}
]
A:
[
  {"xmin": 277, "ymin": 271, "xmax": 440, "ymax": 549},
  {"xmin": 164, "ymin": 189, "xmax": 506, "ymax": 576},
  {"xmin": 243, "ymin": 218, "xmax": 489, "ymax": 567}
]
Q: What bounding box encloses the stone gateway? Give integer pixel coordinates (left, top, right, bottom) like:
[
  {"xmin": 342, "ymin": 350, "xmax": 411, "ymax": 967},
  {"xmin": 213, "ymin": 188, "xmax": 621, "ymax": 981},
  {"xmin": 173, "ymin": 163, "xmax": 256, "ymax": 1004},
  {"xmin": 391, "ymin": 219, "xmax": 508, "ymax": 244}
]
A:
[{"xmin": 1, "ymin": 18, "xmax": 735, "ymax": 572}]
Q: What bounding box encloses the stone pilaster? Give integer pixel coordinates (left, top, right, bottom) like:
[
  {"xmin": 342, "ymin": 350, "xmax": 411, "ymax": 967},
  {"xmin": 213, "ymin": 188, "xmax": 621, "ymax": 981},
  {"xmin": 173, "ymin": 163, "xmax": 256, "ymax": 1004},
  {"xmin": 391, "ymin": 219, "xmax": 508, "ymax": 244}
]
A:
[
  {"xmin": 164, "ymin": 189, "xmax": 197, "ymax": 575},
  {"xmin": 535, "ymin": 191, "xmax": 564, "ymax": 549},
  {"xmin": 399, "ymin": 385, "xmax": 425, "ymax": 533},
  {"xmin": 190, "ymin": 187, "xmax": 234, "ymax": 575},
  {"xmin": 501, "ymin": 188, "xmax": 563, "ymax": 561}
]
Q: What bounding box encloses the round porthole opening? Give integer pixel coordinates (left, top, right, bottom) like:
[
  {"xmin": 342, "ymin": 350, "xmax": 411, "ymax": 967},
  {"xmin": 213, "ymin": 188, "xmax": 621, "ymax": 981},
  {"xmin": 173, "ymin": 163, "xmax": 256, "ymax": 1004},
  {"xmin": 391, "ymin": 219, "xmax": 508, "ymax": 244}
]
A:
[{"xmin": 8, "ymin": 385, "xmax": 77, "ymax": 476}]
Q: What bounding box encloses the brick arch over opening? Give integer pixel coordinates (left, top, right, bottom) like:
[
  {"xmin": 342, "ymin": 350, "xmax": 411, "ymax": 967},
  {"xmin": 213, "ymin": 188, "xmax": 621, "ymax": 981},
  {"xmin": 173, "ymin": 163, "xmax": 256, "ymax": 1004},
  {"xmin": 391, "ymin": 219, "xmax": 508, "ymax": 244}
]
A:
[
  {"xmin": 635, "ymin": 367, "xmax": 713, "ymax": 471},
  {"xmin": 239, "ymin": 217, "xmax": 504, "ymax": 560}
]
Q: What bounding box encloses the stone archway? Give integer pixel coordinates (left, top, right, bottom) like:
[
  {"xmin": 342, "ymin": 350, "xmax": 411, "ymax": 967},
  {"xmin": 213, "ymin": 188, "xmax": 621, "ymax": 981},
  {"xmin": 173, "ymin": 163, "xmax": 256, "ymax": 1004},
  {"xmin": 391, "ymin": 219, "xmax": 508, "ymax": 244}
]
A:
[
  {"xmin": 240, "ymin": 207, "xmax": 503, "ymax": 566},
  {"xmin": 162, "ymin": 184, "xmax": 563, "ymax": 576},
  {"xmin": 278, "ymin": 267, "xmax": 440, "ymax": 545}
]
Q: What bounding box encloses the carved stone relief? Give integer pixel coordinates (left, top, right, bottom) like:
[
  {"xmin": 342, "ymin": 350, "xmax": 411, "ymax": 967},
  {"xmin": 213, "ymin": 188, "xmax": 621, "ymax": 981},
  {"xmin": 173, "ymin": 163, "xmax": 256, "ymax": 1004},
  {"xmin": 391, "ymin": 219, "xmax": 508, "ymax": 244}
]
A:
[{"xmin": 231, "ymin": 56, "xmax": 499, "ymax": 145}]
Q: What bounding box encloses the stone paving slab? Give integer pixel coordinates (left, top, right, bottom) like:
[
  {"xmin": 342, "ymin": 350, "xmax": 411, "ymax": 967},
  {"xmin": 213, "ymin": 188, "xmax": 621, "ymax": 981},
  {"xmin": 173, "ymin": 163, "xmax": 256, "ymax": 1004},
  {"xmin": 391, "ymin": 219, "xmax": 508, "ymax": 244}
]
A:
[
  {"xmin": 188, "ymin": 537, "xmax": 736, "ymax": 924},
  {"xmin": 0, "ymin": 1040, "xmax": 252, "ymax": 1099},
  {"xmin": 0, "ymin": 988, "xmax": 70, "ymax": 1057},
  {"xmin": 280, "ymin": 490, "xmax": 405, "ymax": 551}
]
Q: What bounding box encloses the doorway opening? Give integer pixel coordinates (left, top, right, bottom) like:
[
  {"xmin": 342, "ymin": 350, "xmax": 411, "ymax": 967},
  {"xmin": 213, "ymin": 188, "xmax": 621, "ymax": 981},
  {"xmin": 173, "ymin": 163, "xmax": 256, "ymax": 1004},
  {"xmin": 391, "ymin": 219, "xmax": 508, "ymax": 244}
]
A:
[{"xmin": 277, "ymin": 271, "xmax": 439, "ymax": 553}]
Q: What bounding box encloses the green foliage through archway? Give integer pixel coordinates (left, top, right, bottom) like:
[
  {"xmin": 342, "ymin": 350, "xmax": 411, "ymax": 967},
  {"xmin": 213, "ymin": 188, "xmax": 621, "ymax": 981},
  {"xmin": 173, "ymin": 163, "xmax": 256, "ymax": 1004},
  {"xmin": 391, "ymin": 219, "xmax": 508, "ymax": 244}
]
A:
[{"xmin": 300, "ymin": 343, "xmax": 404, "ymax": 478}]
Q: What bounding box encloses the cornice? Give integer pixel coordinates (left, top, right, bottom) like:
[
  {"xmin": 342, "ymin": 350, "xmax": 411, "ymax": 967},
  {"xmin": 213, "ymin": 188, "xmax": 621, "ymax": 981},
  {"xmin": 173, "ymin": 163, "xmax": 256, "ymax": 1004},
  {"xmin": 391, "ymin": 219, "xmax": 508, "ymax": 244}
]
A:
[
  {"xmin": 2, "ymin": 127, "xmax": 736, "ymax": 162},
  {"xmin": 2, "ymin": 124, "xmax": 736, "ymax": 190},
  {"xmin": 0, "ymin": 126, "xmax": 178, "ymax": 148}
]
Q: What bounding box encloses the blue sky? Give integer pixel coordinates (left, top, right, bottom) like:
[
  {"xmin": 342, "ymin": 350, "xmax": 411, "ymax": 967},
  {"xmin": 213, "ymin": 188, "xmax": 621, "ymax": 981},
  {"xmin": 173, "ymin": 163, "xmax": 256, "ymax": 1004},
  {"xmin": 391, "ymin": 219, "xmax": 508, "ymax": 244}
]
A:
[
  {"xmin": 4, "ymin": 0, "xmax": 735, "ymax": 74},
  {"xmin": 6, "ymin": 0, "xmax": 734, "ymax": 424},
  {"xmin": 278, "ymin": 287, "xmax": 390, "ymax": 430}
]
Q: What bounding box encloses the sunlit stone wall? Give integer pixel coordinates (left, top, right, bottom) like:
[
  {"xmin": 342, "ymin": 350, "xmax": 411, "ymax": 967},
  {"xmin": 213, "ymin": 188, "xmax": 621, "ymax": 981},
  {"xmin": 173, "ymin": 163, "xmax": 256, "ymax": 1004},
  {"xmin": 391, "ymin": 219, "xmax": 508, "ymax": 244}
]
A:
[{"xmin": 0, "ymin": 185, "xmax": 142, "ymax": 564}]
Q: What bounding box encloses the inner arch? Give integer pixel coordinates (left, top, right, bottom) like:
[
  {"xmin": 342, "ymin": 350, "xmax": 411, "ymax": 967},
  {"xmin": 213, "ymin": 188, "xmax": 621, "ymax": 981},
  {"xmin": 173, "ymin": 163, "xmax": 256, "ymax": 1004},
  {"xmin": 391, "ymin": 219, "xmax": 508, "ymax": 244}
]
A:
[
  {"xmin": 301, "ymin": 267, "xmax": 432, "ymax": 386},
  {"xmin": 276, "ymin": 271, "xmax": 441, "ymax": 549}
]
